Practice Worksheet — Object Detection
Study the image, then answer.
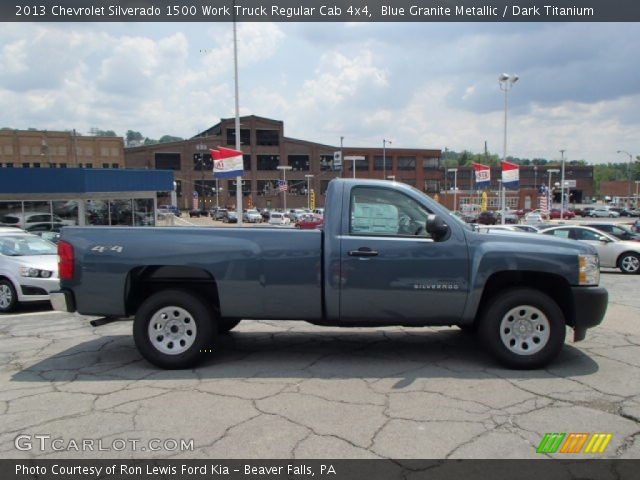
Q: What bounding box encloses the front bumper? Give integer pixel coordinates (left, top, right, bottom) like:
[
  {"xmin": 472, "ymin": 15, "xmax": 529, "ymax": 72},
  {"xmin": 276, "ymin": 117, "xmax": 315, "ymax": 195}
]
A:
[
  {"xmin": 571, "ymin": 286, "xmax": 608, "ymax": 341},
  {"xmin": 49, "ymin": 289, "xmax": 76, "ymax": 313}
]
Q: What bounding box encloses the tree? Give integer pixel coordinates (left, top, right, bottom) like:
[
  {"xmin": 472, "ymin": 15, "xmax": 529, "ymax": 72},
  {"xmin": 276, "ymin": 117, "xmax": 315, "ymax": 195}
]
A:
[
  {"xmin": 90, "ymin": 128, "xmax": 117, "ymax": 136},
  {"xmin": 158, "ymin": 135, "xmax": 184, "ymax": 144},
  {"xmin": 125, "ymin": 130, "xmax": 145, "ymax": 147}
]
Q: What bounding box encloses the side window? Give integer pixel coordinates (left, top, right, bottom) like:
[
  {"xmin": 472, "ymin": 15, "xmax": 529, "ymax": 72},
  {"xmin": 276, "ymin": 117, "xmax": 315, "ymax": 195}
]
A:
[
  {"xmin": 574, "ymin": 229, "xmax": 602, "ymax": 241},
  {"xmin": 549, "ymin": 229, "xmax": 570, "ymax": 239},
  {"xmin": 349, "ymin": 187, "xmax": 432, "ymax": 238}
]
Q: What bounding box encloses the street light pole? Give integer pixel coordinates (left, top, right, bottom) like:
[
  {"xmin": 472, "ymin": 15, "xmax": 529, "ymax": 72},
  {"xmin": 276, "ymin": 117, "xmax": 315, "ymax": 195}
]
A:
[
  {"xmin": 498, "ymin": 73, "xmax": 518, "ymax": 225},
  {"xmin": 447, "ymin": 168, "xmax": 458, "ymax": 211},
  {"xmin": 547, "ymin": 169, "xmax": 560, "ymax": 212},
  {"xmin": 277, "ymin": 165, "xmax": 292, "ymax": 212},
  {"xmin": 340, "ymin": 136, "xmax": 344, "ymax": 178},
  {"xmin": 196, "ymin": 143, "xmax": 207, "ymax": 210},
  {"xmin": 383, "ymin": 139, "xmax": 391, "ymax": 179},
  {"xmin": 560, "ymin": 149, "xmax": 566, "ymax": 219},
  {"xmin": 305, "ymin": 174, "xmax": 314, "ymax": 209}
]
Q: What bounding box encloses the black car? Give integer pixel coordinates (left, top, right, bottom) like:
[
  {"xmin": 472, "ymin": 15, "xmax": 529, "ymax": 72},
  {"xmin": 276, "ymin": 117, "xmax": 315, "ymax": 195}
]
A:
[
  {"xmin": 189, "ymin": 209, "xmax": 209, "ymax": 218},
  {"xmin": 587, "ymin": 223, "xmax": 640, "ymax": 242}
]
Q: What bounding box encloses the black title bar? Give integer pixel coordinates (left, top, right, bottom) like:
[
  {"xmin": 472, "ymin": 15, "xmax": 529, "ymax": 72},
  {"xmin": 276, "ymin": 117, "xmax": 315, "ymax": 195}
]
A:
[{"xmin": 4, "ymin": 0, "xmax": 640, "ymax": 22}]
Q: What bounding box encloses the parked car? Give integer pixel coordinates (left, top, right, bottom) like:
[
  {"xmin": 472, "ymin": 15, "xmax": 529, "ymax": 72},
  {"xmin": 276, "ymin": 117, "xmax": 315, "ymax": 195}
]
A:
[
  {"xmin": 589, "ymin": 207, "xmax": 620, "ymax": 218},
  {"xmin": 549, "ymin": 209, "xmax": 576, "ymax": 220},
  {"xmin": 268, "ymin": 212, "xmax": 291, "ymax": 226},
  {"xmin": 213, "ymin": 209, "xmax": 228, "ymax": 221},
  {"xmin": 243, "ymin": 209, "xmax": 263, "ymax": 223},
  {"xmin": 577, "ymin": 207, "xmax": 595, "ymax": 217},
  {"xmin": 295, "ymin": 214, "xmax": 323, "ymax": 229},
  {"xmin": 157, "ymin": 205, "xmax": 180, "ymax": 217},
  {"xmin": 0, "ymin": 229, "xmax": 59, "ymax": 312},
  {"xmin": 496, "ymin": 210, "xmax": 519, "ymax": 224},
  {"xmin": 586, "ymin": 223, "xmax": 640, "ymax": 242},
  {"xmin": 476, "ymin": 211, "xmax": 497, "ymax": 225},
  {"xmin": 476, "ymin": 225, "xmax": 523, "ymax": 234},
  {"xmin": 618, "ymin": 208, "xmax": 639, "ymax": 217},
  {"xmin": 0, "ymin": 212, "xmax": 75, "ymax": 229},
  {"xmin": 633, "ymin": 219, "xmax": 640, "ymax": 234},
  {"xmin": 189, "ymin": 209, "xmax": 209, "ymax": 218},
  {"xmin": 260, "ymin": 209, "xmax": 272, "ymax": 222},
  {"xmin": 540, "ymin": 225, "xmax": 640, "ymax": 274},
  {"xmin": 221, "ymin": 211, "xmax": 238, "ymax": 223},
  {"xmin": 524, "ymin": 212, "xmax": 545, "ymax": 224},
  {"xmin": 312, "ymin": 208, "xmax": 325, "ymax": 215}
]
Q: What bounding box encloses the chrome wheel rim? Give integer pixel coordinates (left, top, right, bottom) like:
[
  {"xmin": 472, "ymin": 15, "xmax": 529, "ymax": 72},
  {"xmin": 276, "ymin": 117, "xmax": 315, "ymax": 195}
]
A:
[
  {"xmin": 499, "ymin": 305, "xmax": 550, "ymax": 356},
  {"xmin": 621, "ymin": 255, "xmax": 640, "ymax": 273},
  {"xmin": 0, "ymin": 284, "xmax": 12, "ymax": 309},
  {"xmin": 148, "ymin": 306, "xmax": 197, "ymax": 355}
]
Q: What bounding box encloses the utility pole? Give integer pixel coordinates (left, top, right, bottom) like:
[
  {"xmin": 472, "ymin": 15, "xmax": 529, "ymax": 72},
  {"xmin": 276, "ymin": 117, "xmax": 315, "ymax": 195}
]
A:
[{"xmin": 560, "ymin": 149, "xmax": 566, "ymax": 219}]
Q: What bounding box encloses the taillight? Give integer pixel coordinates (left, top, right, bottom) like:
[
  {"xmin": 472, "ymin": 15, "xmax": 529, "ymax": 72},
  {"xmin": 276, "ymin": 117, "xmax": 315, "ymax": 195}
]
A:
[{"xmin": 58, "ymin": 240, "xmax": 75, "ymax": 280}]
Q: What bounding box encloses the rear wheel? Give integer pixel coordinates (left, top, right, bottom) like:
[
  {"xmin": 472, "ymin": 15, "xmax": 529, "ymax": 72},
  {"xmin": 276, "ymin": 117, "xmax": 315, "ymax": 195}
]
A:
[
  {"xmin": 478, "ymin": 288, "xmax": 565, "ymax": 369},
  {"xmin": 618, "ymin": 253, "xmax": 640, "ymax": 274},
  {"xmin": 134, "ymin": 289, "xmax": 216, "ymax": 369},
  {"xmin": 0, "ymin": 279, "xmax": 18, "ymax": 313}
]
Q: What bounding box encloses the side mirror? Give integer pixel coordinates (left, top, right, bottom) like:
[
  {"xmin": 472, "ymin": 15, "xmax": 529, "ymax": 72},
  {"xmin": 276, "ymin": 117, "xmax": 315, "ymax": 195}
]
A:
[{"xmin": 426, "ymin": 214, "xmax": 450, "ymax": 241}]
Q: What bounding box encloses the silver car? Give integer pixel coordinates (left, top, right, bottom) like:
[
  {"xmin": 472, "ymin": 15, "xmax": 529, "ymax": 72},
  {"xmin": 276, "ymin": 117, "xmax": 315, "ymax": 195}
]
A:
[
  {"xmin": 540, "ymin": 225, "xmax": 640, "ymax": 274},
  {"xmin": 0, "ymin": 228, "xmax": 59, "ymax": 312}
]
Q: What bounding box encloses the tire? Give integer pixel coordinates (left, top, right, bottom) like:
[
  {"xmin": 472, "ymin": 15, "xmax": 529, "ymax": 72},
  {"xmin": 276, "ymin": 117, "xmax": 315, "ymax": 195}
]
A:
[
  {"xmin": 219, "ymin": 318, "xmax": 242, "ymax": 334},
  {"xmin": 478, "ymin": 288, "xmax": 566, "ymax": 369},
  {"xmin": 618, "ymin": 252, "xmax": 640, "ymax": 274},
  {"xmin": 133, "ymin": 289, "xmax": 216, "ymax": 369},
  {"xmin": 0, "ymin": 279, "xmax": 18, "ymax": 313}
]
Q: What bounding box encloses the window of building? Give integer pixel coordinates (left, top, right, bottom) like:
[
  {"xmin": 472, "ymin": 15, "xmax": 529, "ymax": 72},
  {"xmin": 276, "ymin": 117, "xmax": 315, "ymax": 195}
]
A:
[
  {"xmin": 355, "ymin": 156, "xmax": 370, "ymax": 171},
  {"xmin": 256, "ymin": 129, "xmax": 279, "ymax": 146},
  {"xmin": 400, "ymin": 178, "xmax": 416, "ymax": 186},
  {"xmin": 257, "ymin": 155, "xmax": 280, "ymax": 171},
  {"xmin": 111, "ymin": 163, "xmax": 119, "ymax": 169},
  {"xmin": 155, "ymin": 153, "xmax": 181, "ymax": 170},
  {"xmin": 257, "ymin": 180, "xmax": 279, "ymax": 196},
  {"xmin": 22, "ymin": 163, "xmax": 30, "ymax": 168},
  {"xmin": 5, "ymin": 163, "xmax": 13, "ymax": 168},
  {"xmin": 289, "ymin": 155, "xmax": 310, "ymax": 171},
  {"xmin": 227, "ymin": 180, "xmax": 251, "ymax": 196},
  {"xmin": 102, "ymin": 163, "xmax": 109, "ymax": 169},
  {"xmin": 78, "ymin": 163, "xmax": 83, "ymax": 168},
  {"xmin": 423, "ymin": 157, "xmax": 439, "ymax": 169},
  {"xmin": 320, "ymin": 154, "xmax": 334, "ymax": 171},
  {"xmin": 226, "ymin": 128, "xmax": 251, "ymax": 146},
  {"xmin": 321, "ymin": 180, "xmax": 331, "ymax": 194},
  {"xmin": 33, "ymin": 163, "xmax": 41, "ymax": 168},
  {"xmin": 85, "ymin": 163, "xmax": 93, "ymax": 169},
  {"xmin": 193, "ymin": 153, "xmax": 213, "ymax": 171},
  {"xmin": 397, "ymin": 156, "xmax": 416, "ymax": 171},
  {"xmin": 59, "ymin": 163, "xmax": 67, "ymax": 168},
  {"xmin": 424, "ymin": 180, "xmax": 440, "ymax": 193},
  {"xmin": 243, "ymin": 154, "xmax": 251, "ymax": 171},
  {"xmin": 373, "ymin": 155, "xmax": 392, "ymax": 171},
  {"xmin": 48, "ymin": 163, "xmax": 57, "ymax": 168}
]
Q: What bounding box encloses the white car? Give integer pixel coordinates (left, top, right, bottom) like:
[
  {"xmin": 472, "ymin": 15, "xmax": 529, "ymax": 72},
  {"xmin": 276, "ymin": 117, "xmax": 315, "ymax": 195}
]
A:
[
  {"xmin": 524, "ymin": 212, "xmax": 545, "ymax": 224},
  {"xmin": 540, "ymin": 225, "xmax": 640, "ymax": 274},
  {"xmin": 268, "ymin": 212, "xmax": 291, "ymax": 226},
  {"xmin": 0, "ymin": 228, "xmax": 59, "ymax": 312},
  {"xmin": 0, "ymin": 212, "xmax": 76, "ymax": 229},
  {"xmin": 243, "ymin": 209, "xmax": 263, "ymax": 223},
  {"xmin": 589, "ymin": 207, "xmax": 620, "ymax": 218}
]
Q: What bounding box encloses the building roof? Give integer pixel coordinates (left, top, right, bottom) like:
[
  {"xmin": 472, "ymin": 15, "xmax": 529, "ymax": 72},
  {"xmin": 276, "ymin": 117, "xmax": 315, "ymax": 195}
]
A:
[{"xmin": 0, "ymin": 169, "xmax": 174, "ymax": 195}]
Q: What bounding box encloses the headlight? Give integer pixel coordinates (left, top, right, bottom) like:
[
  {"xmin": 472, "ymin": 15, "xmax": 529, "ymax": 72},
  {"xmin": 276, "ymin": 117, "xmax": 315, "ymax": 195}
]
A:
[
  {"xmin": 578, "ymin": 254, "xmax": 600, "ymax": 286},
  {"xmin": 19, "ymin": 267, "xmax": 53, "ymax": 278}
]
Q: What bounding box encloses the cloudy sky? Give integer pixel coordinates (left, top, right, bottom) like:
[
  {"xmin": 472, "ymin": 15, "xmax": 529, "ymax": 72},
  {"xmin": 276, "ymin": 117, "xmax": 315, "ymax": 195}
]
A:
[{"xmin": 1, "ymin": 21, "xmax": 639, "ymax": 163}]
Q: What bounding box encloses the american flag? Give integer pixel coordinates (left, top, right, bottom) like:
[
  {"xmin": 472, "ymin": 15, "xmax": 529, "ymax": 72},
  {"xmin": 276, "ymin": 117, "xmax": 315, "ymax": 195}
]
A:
[{"xmin": 278, "ymin": 180, "xmax": 288, "ymax": 192}]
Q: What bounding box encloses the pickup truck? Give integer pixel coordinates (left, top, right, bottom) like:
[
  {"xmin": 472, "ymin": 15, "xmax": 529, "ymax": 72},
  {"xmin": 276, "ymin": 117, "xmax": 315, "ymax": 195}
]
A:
[{"xmin": 51, "ymin": 179, "xmax": 608, "ymax": 370}]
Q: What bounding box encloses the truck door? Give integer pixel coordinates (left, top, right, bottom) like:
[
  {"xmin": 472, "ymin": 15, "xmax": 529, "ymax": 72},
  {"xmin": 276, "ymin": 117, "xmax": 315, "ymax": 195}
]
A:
[{"xmin": 339, "ymin": 186, "xmax": 469, "ymax": 324}]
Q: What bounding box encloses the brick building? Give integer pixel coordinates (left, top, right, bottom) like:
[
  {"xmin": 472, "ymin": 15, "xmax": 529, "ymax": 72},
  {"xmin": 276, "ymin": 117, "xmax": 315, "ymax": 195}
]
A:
[
  {"xmin": 0, "ymin": 129, "xmax": 125, "ymax": 170},
  {"xmin": 124, "ymin": 115, "xmax": 442, "ymax": 210}
]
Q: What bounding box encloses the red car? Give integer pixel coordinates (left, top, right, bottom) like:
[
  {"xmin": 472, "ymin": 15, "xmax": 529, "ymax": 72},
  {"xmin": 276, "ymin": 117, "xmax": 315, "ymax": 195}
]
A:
[
  {"xmin": 549, "ymin": 209, "xmax": 575, "ymax": 219},
  {"xmin": 295, "ymin": 214, "xmax": 323, "ymax": 229}
]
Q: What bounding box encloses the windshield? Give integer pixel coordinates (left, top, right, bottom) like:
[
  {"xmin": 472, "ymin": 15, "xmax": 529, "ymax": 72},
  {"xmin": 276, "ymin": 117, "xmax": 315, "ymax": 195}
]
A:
[{"xmin": 0, "ymin": 235, "xmax": 57, "ymax": 256}]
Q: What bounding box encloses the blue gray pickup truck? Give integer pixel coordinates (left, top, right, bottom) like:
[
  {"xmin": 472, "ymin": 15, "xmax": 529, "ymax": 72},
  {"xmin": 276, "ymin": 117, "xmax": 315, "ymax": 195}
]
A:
[{"xmin": 51, "ymin": 179, "xmax": 608, "ymax": 370}]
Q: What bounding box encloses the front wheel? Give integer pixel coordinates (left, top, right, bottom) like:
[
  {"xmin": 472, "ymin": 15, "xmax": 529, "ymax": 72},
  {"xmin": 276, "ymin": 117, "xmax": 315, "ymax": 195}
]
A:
[
  {"xmin": 478, "ymin": 288, "xmax": 566, "ymax": 369},
  {"xmin": 618, "ymin": 253, "xmax": 640, "ymax": 274},
  {"xmin": 0, "ymin": 279, "xmax": 18, "ymax": 313},
  {"xmin": 133, "ymin": 290, "xmax": 216, "ymax": 369}
]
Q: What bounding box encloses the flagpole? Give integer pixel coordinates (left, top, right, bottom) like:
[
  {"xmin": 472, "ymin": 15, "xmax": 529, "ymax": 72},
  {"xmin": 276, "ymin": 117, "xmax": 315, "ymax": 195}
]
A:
[{"xmin": 233, "ymin": 13, "xmax": 243, "ymax": 225}]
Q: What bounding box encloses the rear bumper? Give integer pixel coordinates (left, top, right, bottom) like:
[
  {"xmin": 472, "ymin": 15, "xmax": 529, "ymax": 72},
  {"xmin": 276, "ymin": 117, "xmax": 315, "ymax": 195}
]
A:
[
  {"xmin": 571, "ymin": 286, "xmax": 608, "ymax": 341},
  {"xmin": 49, "ymin": 289, "xmax": 76, "ymax": 313}
]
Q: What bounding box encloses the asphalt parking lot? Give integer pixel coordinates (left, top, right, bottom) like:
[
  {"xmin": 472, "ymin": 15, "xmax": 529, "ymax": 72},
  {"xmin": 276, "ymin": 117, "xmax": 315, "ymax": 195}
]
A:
[{"xmin": 0, "ymin": 271, "xmax": 638, "ymax": 460}]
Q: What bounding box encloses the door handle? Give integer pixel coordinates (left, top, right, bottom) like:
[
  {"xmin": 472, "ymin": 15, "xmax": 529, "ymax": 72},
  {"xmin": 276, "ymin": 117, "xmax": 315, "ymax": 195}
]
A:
[{"xmin": 348, "ymin": 247, "xmax": 379, "ymax": 257}]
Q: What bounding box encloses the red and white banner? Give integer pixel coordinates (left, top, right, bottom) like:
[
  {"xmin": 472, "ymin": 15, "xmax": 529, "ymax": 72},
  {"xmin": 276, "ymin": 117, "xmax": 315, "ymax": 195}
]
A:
[
  {"xmin": 501, "ymin": 161, "xmax": 520, "ymax": 189},
  {"xmin": 210, "ymin": 147, "xmax": 244, "ymax": 178},
  {"xmin": 473, "ymin": 163, "xmax": 491, "ymax": 189}
]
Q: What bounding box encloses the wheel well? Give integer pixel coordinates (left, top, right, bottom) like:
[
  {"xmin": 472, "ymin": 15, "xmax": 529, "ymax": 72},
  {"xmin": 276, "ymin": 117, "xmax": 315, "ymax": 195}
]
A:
[
  {"xmin": 125, "ymin": 266, "xmax": 220, "ymax": 317},
  {"xmin": 477, "ymin": 271, "xmax": 576, "ymax": 327},
  {"xmin": 616, "ymin": 251, "xmax": 639, "ymax": 266}
]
